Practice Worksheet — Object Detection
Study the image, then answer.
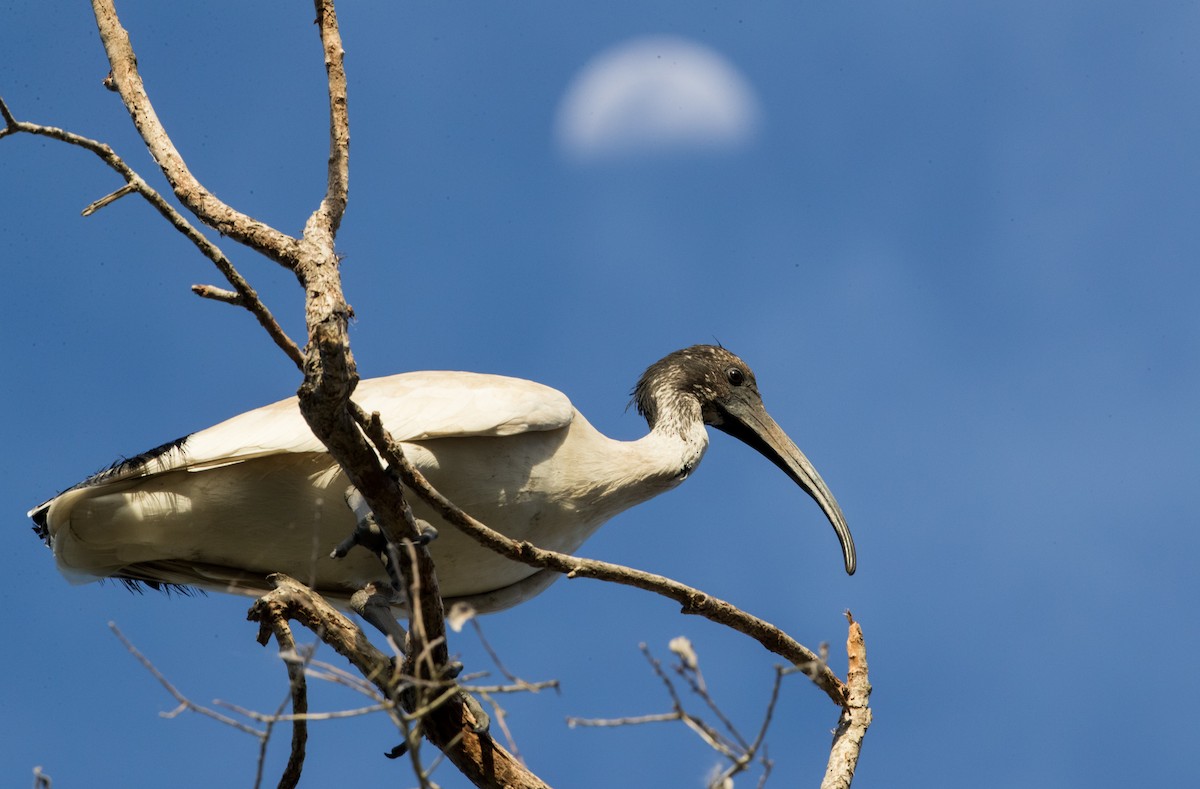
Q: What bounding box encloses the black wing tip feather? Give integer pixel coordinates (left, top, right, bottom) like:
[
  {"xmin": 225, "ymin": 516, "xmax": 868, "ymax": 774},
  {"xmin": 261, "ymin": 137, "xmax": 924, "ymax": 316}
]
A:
[
  {"xmin": 29, "ymin": 434, "xmax": 202, "ymax": 598},
  {"xmin": 89, "ymin": 434, "xmax": 192, "ymax": 486},
  {"xmin": 112, "ymin": 577, "xmax": 205, "ymax": 597},
  {"xmin": 30, "ymin": 506, "xmax": 50, "ymax": 541},
  {"xmin": 27, "ymin": 435, "xmax": 193, "ymax": 547}
]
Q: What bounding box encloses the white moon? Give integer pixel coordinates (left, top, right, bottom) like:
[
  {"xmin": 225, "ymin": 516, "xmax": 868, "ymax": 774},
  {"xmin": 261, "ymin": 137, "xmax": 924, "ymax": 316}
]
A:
[{"xmin": 555, "ymin": 35, "xmax": 761, "ymax": 160}]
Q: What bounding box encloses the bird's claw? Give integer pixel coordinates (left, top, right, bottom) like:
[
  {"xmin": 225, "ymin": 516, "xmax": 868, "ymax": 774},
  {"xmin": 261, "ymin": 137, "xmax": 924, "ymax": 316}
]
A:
[
  {"xmin": 382, "ymin": 688, "xmax": 489, "ymax": 759},
  {"xmin": 330, "ymin": 518, "xmax": 380, "ymax": 559},
  {"xmin": 335, "ymin": 486, "xmax": 437, "ymax": 555},
  {"xmin": 414, "ymin": 520, "xmax": 438, "ymax": 545},
  {"xmin": 332, "ymin": 487, "xmax": 387, "ymax": 558},
  {"xmin": 460, "ymin": 690, "xmax": 490, "ymax": 733},
  {"xmin": 336, "ymin": 487, "xmax": 439, "ymax": 599}
]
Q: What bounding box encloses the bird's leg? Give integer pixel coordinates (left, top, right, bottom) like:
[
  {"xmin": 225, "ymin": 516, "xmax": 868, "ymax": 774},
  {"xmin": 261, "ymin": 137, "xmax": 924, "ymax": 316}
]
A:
[
  {"xmin": 334, "ymin": 486, "xmax": 417, "ymax": 634},
  {"xmin": 349, "ymin": 584, "xmax": 416, "ymax": 760},
  {"xmin": 460, "ymin": 692, "xmax": 491, "ymax": 735},
  {"xmin": 335, "ymin": 487, "xmax": 486, "ymax": 750},
  {"xmin": 349, "ymin": 583, "xmax": 409, "ymax": 651},
  {"xmin": 333, "ymin": 486, "xmax": 437, "ymax": 600},
  {"xmin": 351, "ymin": 584, "xmax": 488, "ymax": 760},
  {"xmin": 335, "ymin": 486, "xmax": 439, "ymax": 549}
]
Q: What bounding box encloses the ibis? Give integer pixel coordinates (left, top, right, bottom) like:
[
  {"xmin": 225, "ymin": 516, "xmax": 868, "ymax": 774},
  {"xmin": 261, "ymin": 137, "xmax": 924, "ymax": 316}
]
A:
[{"xmin": 29, "ymin": 345, "xmax": 855, "ymax": 613}]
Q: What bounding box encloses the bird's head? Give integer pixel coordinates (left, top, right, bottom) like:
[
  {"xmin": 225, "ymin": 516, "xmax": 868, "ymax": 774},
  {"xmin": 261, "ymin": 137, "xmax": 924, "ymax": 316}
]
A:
[{"xmin": 635, "ymin": 345, "xmax": 857, "ymax": 575}]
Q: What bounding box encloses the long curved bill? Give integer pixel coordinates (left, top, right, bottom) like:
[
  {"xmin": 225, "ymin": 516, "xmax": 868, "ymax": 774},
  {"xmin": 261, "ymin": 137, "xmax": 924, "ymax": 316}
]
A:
[{"xmin": 714, "ymin": 392, "xmax": 857, "ymax": 575}]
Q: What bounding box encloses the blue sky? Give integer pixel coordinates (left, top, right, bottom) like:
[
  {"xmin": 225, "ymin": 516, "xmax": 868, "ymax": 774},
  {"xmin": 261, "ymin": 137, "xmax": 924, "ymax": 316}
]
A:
[{"xmin": 2, "ymin": 2, "xmax": 1197, "ymax": 787}]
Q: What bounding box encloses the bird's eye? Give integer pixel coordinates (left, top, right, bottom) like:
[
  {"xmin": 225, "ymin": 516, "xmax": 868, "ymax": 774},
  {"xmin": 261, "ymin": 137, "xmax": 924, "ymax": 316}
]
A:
[{"xmin": 726, "ymin": 367, "xmax": 746, "ymax": 386}]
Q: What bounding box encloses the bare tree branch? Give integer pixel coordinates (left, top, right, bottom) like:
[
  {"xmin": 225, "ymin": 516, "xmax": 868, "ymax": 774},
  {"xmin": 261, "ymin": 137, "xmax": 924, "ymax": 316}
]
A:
[
  {"xmin": 276, "ymin": 6, "xmax": 494, "ymax": 772},
  {"xmin": 81, "ymin": 182, "xmax": 137, "ymax": 215},
  {"xmin": 567, "ymin": 641, "xmax": 782, "ymax": 789},
  {"xmin": 248, "ymin": 574, "xmax": 552, "ymax": 789},
  {"xmin": 258, "ymin": 616, "xmax": 308, "ymax": 789},
  {"xmin": 191, "ymin": 284, "xmax": 243, "ymax": 305},
  {"xmin": 820, "ymin": 612, "xmax": 872, "ymax": 789},
  {"xmin": 82, "ymin": 1, "xmax": 521, "ymax": 777},
  {"xmin": 311, "ymin": 0, "xmax": 350, "ymax": 237},
  {"xmin": 567, "ymin": 712, "xmax": 682, "ymax": 728},
  {"xmin": 0, "ymin": 96, "xmax": 305, "ymax": 368},
  {"xmin": 215, "ymin": 699, "xmax": 394, "ymax": 724},
  {"xmin": 89, "ymin": 0, "xmax": 303, "ymax": 265}
]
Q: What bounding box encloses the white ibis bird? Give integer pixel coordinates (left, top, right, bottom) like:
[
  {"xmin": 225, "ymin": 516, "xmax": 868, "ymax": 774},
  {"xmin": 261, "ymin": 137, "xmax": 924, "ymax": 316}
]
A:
[{"xmin": 29, "ymin": 345, "xmax": 855, "ymax": 613}]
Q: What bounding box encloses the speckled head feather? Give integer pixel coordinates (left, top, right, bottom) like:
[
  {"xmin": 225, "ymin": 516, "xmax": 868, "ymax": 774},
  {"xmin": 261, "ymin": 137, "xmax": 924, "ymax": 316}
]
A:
[{"xmin": 633, "ymin": 345, "xmax": 759, "ymax": 429}]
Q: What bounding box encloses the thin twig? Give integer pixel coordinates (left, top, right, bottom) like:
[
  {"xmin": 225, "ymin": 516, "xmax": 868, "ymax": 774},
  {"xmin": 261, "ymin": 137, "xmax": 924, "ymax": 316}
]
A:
[
  {"xmin": 709, "ymin": 664, "xmax": 788, "ymax": 789},
  {"xmin": 675, "ymin": 655, "xmax": 749, "ymax": 752},
  {"xmin": 260, "ymin": 617, "xmax": 308, "ymax": 789},
  {"xmin": 309, "ymin": 0, "xmax": 350, "ymax": 238},
  {"xmin": 755, "ymin": 749, "xmax": 774, "ymax": 789},
  {"xmin": 108, "ymin": 622, "xmax": 265, "ymax": 739},
  {"xmin": 0, "ymin": 96, "xmax": 18, "ymax": 130},
  {"xmin": 566, "ymin": 712, "xmax": 682, "ymax": 728},
  {"xmin": 82, "ymin": 182, "xmax": 136, "ymax": 215},
  {"xmin": 217, "ymin": 699, "xmax": 394, "ymax": 723},
  {"xmin": 636, "ymin": 644, "xmax": 737, "ymax": 759},
  {"xmin": 570, "ymin": 641, "xmax": 787, "ymax": 788},
  {"xmin": 476, "ymin": 690, "xmax": 523, "ymax": 761},
  {"xmin": 0, "ymin": 96, "xmax": 304, "ymax": 368},
  {"xmin": 749, "ymin": 668, "xmax": 787, "ymax": 758},
  {"xmin": 304, "ymin": 658, "xmax": 387, "ymax": 700},
  {"xmin": 461, "ymin": 679, "xmax": 560, "ymax": 695},
  {"xmin": 469, "ymin": 618, "xmax": 555, "ymax": 693},
  {"xmin": 191, "ymin": 284, "xmax": 242, "ymax": 305},
  {"xmin": 247, "ymin": 575, "xmax": 548, "ymax": 788}
]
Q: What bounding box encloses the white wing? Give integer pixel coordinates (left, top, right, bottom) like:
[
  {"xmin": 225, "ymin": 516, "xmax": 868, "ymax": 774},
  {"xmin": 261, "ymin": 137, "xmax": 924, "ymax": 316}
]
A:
[
  {"xmin": 355, "ymin": 371, "xmax": 576, "ymax": 441},
  {"xmin": 32, "ymin": 370, "xmax": 575, "ymax": 503}
]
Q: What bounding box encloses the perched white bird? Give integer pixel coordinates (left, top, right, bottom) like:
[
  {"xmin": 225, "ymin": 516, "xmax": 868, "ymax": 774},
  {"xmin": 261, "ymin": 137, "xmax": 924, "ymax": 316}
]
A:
[{"xmin": 29, "ymin": 346, "xmax": 855, "ymax": 612}]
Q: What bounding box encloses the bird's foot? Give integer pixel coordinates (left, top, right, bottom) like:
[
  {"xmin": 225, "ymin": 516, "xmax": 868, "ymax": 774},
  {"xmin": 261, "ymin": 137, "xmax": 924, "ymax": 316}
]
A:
[
  {"xmin": 331, "ymin": 487, "xmax": 388, "ymax": 557},
  {"xmin": 338, "ymin": 486, "xmax": 439, "ymax": 547},
  {"xmin": 334, "ymin": 487, "xmax": 438, "ymax": 597}
]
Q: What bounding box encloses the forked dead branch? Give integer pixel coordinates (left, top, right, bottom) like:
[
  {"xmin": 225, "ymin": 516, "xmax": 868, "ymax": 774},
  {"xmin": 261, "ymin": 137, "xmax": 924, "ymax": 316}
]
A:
[{"xmin": 3, "ymin": 0, "xmax": 870, "ymax": 786}]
